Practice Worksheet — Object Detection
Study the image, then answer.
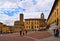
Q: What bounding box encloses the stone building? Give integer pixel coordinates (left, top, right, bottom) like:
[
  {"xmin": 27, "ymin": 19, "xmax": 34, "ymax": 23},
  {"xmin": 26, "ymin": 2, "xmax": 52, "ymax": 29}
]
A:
[
  {"xmin": 14, "ymin": 13, "xmax": 24, "ymax": 32},
  {"xmin": 0, "ymin": 23, "xmax": 3, "ymax": 33},
  {"xmin": 0, "ymin": 22, "xmax": 13, "ymax": 33},
  {"xmin": 24, "ymin": 13, "xmax": 47, "ymax": 31},
  {"xmin": 14, "ymin": 13, "xmax": 47, "ymax": 32},
  {"xmin": 47, "ymin": 0, "xmax": 60, "ymax": 28},
  {"xmin": 0, "ymin": 13, "xmax": 47, "ymax": 33}
]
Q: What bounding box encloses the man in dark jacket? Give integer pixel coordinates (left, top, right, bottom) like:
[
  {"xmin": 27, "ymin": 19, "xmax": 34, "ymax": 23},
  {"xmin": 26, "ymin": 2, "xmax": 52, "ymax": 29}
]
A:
[
  {"xmin": 54, "ymin": 27, "xmax": 59, "ymax": 37},
  {"xmin": 55, "ymin": 28, "xmax": 59, "ymax": 37}
]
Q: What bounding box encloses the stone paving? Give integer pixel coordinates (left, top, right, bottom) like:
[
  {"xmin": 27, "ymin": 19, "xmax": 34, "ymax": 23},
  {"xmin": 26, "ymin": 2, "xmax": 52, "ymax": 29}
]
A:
[
  {"xmin": 35, "ymin": 36, "xmax": 60, "ymax": 41},
  {"xmin": 0, "ymin": 30, "xmax": 60, "ymax": 41},
  {"xmin": 27, "ymin": 31, "xmax": 52, "ymax": 39},
  {"xmin": 25, "ymin": 30, "xmax": 60, "ymax": 41},
  {"xmin": 0, "ymin": 33, "xmax": 35, "ymax": 41}
]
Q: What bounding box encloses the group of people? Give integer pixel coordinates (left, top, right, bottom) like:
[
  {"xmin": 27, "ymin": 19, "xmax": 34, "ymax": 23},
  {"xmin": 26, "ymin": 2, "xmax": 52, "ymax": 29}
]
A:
[{"xmin": 20, "ymin": 30, "xmax": 27, "ymax": 36}]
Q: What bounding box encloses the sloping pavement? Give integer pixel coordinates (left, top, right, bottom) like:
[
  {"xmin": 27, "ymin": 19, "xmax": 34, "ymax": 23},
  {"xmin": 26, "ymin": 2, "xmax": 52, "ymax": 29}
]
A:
[
  {"xmin": 0, "ymin": 33, "xmax": 35, "ymax": 41},
  {"xmin": 25, "ymin": 30, "xmax": 60, "ymax": 41},
  {"xmin": 0, "ymin": 30, "xmax": 60, "ymax": 41}
]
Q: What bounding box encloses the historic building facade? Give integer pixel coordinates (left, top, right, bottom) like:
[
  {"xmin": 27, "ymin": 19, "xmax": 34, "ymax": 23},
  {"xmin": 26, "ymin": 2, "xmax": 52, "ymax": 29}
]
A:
[
  {"xmin": 0, "ymin": 22, "xmax": 13, "ymax": 33},
  {"xmin": 14, "ymin": 13, "xmax": 24, "ymax": 32},
  {"xmin": 14, "ymin": 13, "xmax": 46, "ymax": 31},
  {"xmin": 24, "ymin": 19, "xmax": 46, "ymax": 31},
  {"xmin": 0, "ymin": 13, "xmax": 47, "ymax": 33},
  {"xmin": 47, "ymin": 0, "xmax": 60, "ymax": 28},
  {"xmin": 24, "ymin": 13, "xmax": 46, "ymax": 30}
]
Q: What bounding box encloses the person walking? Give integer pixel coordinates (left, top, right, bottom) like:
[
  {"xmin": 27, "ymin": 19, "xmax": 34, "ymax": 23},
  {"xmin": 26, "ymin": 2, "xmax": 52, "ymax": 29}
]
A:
[
  {"xmin": 53, "ymin": 28, "xmax": 55, "ymax": 36},
  {"xmin": 54, "ymin": 26, "xmax": 59, "ymax": 37},
  {"xmin": 55, "ymin": 28, "xmax": 59, "ymax": 37},
  {"xmin": 25, "ymin": 30, "xmax": 27, "ymax": 35},
  {"xmin": 23, "ymin": 31, "xmax": 24, "ymax": 36},
  {"xmin": 20, "ymin": 30, "xmax": 22, "ymax": 36}
]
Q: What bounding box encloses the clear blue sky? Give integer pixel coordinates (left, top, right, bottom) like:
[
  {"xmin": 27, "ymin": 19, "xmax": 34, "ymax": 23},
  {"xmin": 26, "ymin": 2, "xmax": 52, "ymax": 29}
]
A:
[{"xmin": 0, "ymin": 0, "xmax": 55, "ymax": 26}]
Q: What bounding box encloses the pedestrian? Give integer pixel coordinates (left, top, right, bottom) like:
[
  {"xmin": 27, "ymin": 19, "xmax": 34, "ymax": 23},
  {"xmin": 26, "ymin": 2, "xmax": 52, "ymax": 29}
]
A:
[
  {"xmin": 20, "ymin": 30, "xmax": 22, "ymax": 36},
  {"xmin": 23, "ymin": 31, "xmax": 24, "ymax": 36},
  {"xmin": 54, "ymin": 26, "xmax": 59, "ymax": 37},
  {"xmin": 53, "ymin": 28, "xmax": 55, "ymax": 36},
  {"xmin": 55, "ymin": 28, "xmax": 59, "ymax": 37},
  {"xmin": 25, "ymin": 30, "xmax": 27, "ymax": 35}
]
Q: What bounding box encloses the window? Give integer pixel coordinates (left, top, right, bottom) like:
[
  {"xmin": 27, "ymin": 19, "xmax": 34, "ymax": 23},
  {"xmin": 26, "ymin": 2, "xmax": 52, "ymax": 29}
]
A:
[
  {"xmin": 35, "ymin": 26, "xmax": 36, "ymax": 28},
  {"xmin": 37, "ymin": 26, "xmax": 38, "ymax": 28},
  {"xmin": 29, "ymin": 26, "xmax": 30, "ymax": 29},
  {"xmin": 26, "ymin": 22, "xmax": 28, "ymax": 24},
  {"xmin": 26, "ymin": 26, "xmax": 28, "ymax": 28}
]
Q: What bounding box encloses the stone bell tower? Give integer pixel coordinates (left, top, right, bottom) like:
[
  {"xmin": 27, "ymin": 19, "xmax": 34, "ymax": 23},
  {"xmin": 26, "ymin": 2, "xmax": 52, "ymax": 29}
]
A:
[
  {"xmin": 20, "ymin": 13, "xmax": 24, "ymax": 22},
  {"xmin": 41, "ymin": 13, "xmax": 44, "ymax": 19},
  {"xmin": 19, "ymin": 13, "xmax": 25, "ymax": 31}
]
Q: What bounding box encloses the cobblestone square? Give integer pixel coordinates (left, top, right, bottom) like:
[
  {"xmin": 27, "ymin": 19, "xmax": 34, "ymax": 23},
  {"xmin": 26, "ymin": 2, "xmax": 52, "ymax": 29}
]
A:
[{"xmin": 0, "ymin": 30, "xmax": 60, "ymax": 41}]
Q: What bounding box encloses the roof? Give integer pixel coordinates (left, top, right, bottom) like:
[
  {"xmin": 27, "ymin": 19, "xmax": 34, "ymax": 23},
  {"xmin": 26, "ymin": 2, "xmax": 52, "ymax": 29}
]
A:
[
  {"xmin": 47, "ymin": 0, "xmax": 58, "ymax": 20},
  {"xmin": 14, "ymin": 21, "xmax": 20, "ymax": 22},
  {"xmin": 25, "ymin": 18, "xmax": 46, "ymax": 20},
  {"xmin": 0, "ymin": 22, "xmax": 3, "ymax": 24}
]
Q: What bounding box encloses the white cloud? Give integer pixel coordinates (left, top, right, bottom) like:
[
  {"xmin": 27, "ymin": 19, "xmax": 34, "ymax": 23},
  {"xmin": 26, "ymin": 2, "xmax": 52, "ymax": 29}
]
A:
[
  {"xmin": 24, "ymin": 12, "xmax": 49, "ymax": 19},
  {"xmin": 20, "ymin": 0, "xmax": 55, "ymax": 12},
  {"xmin": 0, "ymin": 0, "xmax": 55, "ymax": 26},
  {"xmin": 0, "ymin": 13, "xmax": 19, "ymax": 26},
  {"xmin": 0, "ymin": 0, "xmax": 55, "ymax": 11},
  {"xmin": 0, "ymin": 12, "xmax": 49, "ymax": 26},
  {"xmin": 0, "ymin": 0, "xmax": 18, "ymax": 2},
  {"xmin": 0, "ymin": 1, "xmax": 18, "ymax": 9}
]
